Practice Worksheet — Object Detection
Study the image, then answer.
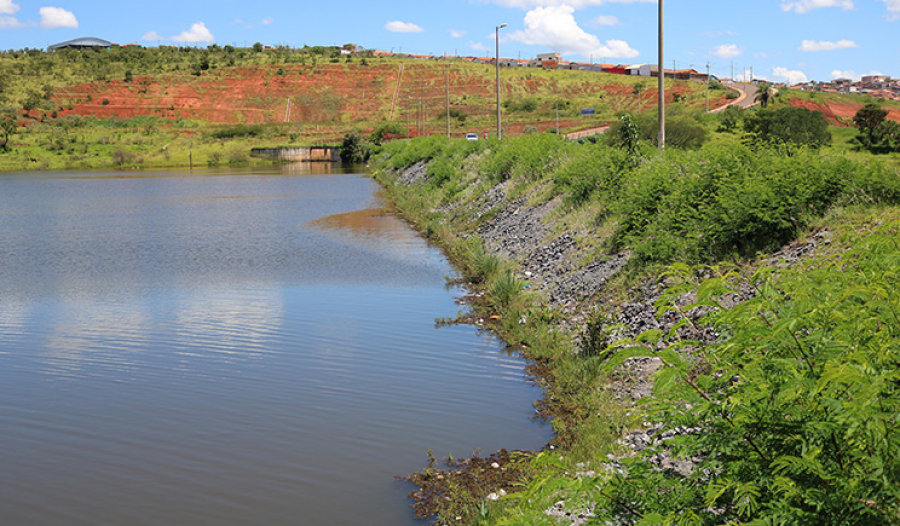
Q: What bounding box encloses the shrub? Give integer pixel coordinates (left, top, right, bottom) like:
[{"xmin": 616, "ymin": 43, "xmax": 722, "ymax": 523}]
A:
[
  {"xmin": 608, "ymin": 108, "xmax": 709, "ymax": 150},
  {"xmin": 554, "ymin": 142, "xmax": 628, "ymax": 207},
  {"xmin": 339, "ymin": 131, "xmax": 373, "ymax": 163},
  {"xmin": 448, "ymin": 108, "xmax": 467, "ymax": 123},
  {"xmin": 596, "ymin": 227, "xmax": 900, "ymax": 524},
  {"xmin": 370, "ymin": 121, "xmax": 406, "ymax": 145},
  {"xmin": 743, "ymin": 106, "xmax": 831, "ymax": 149},
  {"xmin": 480, "ymin": 133, "xmax": 569, "ymax": 182},
  {"xmin": 717, "ymin": 104, "xmax": 744, "ymax": 133},
  {"xmin": 613, "ymin": 143, "xmax": 900, "ymax": 263},
  {"xmin": 210, "ymin": 124, "xmax": 265, "ymax": 139},
  {"xmin": 502, "ymin": 98, "xmax": 539, "ymax": 113}
]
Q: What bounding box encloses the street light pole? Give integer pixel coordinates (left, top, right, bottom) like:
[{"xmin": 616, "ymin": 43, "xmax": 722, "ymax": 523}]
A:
[
  {"xmin": 420, "ymin": 82, "xmax": 426, "ymax": 137},
  {"xmin": 446, "ymin": 62, "xmax": 454, "ymax": 138},
  {"xmin": 496, "ymin": 23, "xmax": 507, "ymax": 140},
  {"xmin": 658, "ymin": 0, "xmax": 665, "ymax": 149}
]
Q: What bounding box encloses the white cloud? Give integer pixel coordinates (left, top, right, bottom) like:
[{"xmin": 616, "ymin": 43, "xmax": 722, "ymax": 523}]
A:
[
  {"xmin": 385, "ymin": 21, "xmax": 424, "ymax": 33},
  {"xmin": 590, "ymin": 15, "xmax": 621, "ymax": 26},
  {"xmin": 882, "ymin": 0, "xmax": 900, "ymax": 19},
  {"xmin": 799, "ymin": 39, "xmax": 859, "ymax": 51},
  {"xmin": 39, "ymin": 7, "xmax": 78, "ymax": 29},
  {"xmin": 469, "ymin": 41, "xmax": 489, "ymax": 52},
  {"xmin": 781, "ymin": 0, "xmax": 853, "ymax": 13},
  {"xmin": 171, "ymin": 22, "xmax": 214, "ymax": 43},
  {"xmin": 507, "ymin": 5, "xmax": 639, "ymax": 59},
  {"xmin": 772, "ymin": 66, "xmax": 809, "ymax": 84},
  {"xmin": 831, "ymin": 69, "xmax": 860, "ymax": 80},
  {"xmin": 712, "ymin": 44, "xmax": 742, "ymax": 59},
  {"xmin": 449, "ymin": 29, "xmax": 467, "ymax": 38},
  {"xmin": 260, "ymin": 17, "xmax": 273, "ymax": 25},
  {"xmin": 0, "ymin": 15, "xmax": 23, "ymax": 28},
  {"xmin": 142, "ymin": 31, "xmax": 163, "ymax": 41},
  {"xmin": 0, "ymin": 0, "xmax": 19, "ymax": 15},
  {"xmin": 490, "ymin": 0, "xmax": 654, "ymax": 7}
]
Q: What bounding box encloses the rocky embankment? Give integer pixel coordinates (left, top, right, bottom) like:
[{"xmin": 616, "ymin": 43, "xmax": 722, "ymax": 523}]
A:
[{"xmin": 388, "ymin": 160, "xmax": 834, "ymax": 525}]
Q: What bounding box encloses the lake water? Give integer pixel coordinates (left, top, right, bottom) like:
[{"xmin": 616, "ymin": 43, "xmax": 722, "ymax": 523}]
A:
[{"xmin": 0, "ymin": 165, "xmax": 548, "ymax": 525}]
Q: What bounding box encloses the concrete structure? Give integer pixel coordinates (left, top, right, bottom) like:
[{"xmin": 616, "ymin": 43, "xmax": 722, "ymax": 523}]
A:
[
  {"xmin": 250, "ymin": 147, "xmax": 340, "ymax": 162},
  {"xmin": 48, "ymin": 37, "xmax": 112, "ymax": 52},
  {"xmin": 627, "ymin": 64, "xmax": 653, "ymax": 77},
  {"xmin": 530, "ymin": 53, "xmax": 562, "ymax": 69}
]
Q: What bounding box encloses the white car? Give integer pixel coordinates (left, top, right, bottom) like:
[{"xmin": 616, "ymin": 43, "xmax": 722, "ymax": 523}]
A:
[{"xmin": 465, "ymin": 133, "xmax": 479, "ymax": 141}]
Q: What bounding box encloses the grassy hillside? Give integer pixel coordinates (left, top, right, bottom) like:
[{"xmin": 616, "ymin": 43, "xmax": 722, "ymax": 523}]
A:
[{"xmin": 0, "ymin": 45, "xmax": 730, "ymax": 172}]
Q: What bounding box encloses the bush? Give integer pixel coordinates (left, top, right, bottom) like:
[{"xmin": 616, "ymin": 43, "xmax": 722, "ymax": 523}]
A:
[
  {"xmin": 608, "ymin": 108, "xmax": 709, "ymax": 150},
  {"xmin": 448, "ymin": 108, "xmax": 467, "ymax": 123},
  {"xmin": 554, "ymin": 141, "xmax": 628, "ymax": 208},
  {"xmin": 339, "ymin": 131, "xmax": 373, "ymax": 163},
  {"xmin": 613, "ymin": 143, "xmax": 900, "ymax": 263},
  {"xmin": 370, "ymin": 121, "xmax": 406, "ymax": 145},
  {"xmin": 210, "ymin": 124, "xmax": 265, "ymax": 139},
  {"xmin": 596, "ymin": 227, "xmax": 900, "ymax": 524},
  {"xmin": 717, "ymin": 104, "xmax": 744, "ymax": 133},
  {"xmin": 743, "ymin": 106, "xmax": 831, "ymax": 149},
  {"xmin": 480, "ymin": 133, "xmax": 569, "ymax": 182},
  {"xmin": 502, "ymin": 98, "xmax": 539, "ymax": 113}
]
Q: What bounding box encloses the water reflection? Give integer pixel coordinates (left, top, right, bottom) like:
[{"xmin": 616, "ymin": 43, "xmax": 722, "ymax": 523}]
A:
[{"xmin": 0, "ymin": 165, "xmax": 549, "ymax": 526}]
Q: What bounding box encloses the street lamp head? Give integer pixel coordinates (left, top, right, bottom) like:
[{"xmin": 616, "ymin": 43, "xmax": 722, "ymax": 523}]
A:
[{"xmin": 498, "ymin": 23, "xmax": 507, "ymax": 29}]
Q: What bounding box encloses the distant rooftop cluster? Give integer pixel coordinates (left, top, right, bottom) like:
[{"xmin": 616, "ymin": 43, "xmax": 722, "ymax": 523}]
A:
[{"xmin": 790, "ymin": 75, "xmax": 899, "ymax": 101}]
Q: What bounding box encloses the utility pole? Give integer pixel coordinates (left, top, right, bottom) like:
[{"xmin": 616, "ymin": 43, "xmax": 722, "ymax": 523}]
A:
[
  {"xmin": 496, "ymin": 23, "xmax": 508, "ymax": 140},
  {"xmin": 446, "ymin": 63, "xmax": 453, "ymax": 137},
  {"xmin": 658, "ymin": 0, "xmax": 665, "ymax": 149},
  {"xmin": 731, "ymin": 61, "xmax": 734, "ymax": 82},
  {"xmin": 706, "ymin": 61, "xmax": 710, "ymax": 112},
  {"xmin": 750, "ymin": 66, "xmax": 753, "ymax": 83}
]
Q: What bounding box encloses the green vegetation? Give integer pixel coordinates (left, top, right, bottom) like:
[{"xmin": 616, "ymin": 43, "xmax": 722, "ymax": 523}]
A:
[
  {"xmin": 591, "ymin": 230, "xmax": 900, "ymax": 524},
  {"xmin": 853, "ymin": 103, "xmax": 900, "ymax": 154},
  {"xmin": 743, "ymin": 106, "xmax": 832, "ymax": 149},
  {"xmin": 0, "ymin": 44, "xmax": 722, "ymax": 172},
  {"xmin": 371, "ymin": 101, "xmax": 900, "ymax": 525}
]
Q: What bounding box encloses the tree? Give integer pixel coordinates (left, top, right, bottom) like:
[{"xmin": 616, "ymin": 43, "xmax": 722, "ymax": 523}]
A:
[
  {"xmin": 853, "ymin": 103, "xmax": 888, "ymax": 134},
  {"xmin": 754, "ymin": 81, "xmax": 774, "ymax": 108},
  {"xmin": 0, "ymin": 107, "xmax": 17, "ymax": 151},
  {"xmin": 252, "ymin": 42, "xmax": 264, "ymax": 53},
  {"xmin": 743, "ymin": 106, "xmax": 831, "ymax": 149},
  {"xmin": 339, "ymin": 132, "xmax": 373, "ymax": 163},
  {"xmin": 633, "ymin": 81, "xmax": 647, "ymax": 114}
]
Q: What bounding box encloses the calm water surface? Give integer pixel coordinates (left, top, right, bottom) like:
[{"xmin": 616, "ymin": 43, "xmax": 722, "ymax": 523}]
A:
[{"xmin": 0, "ymin": 165, "xmax": 548, "ymax": 525}]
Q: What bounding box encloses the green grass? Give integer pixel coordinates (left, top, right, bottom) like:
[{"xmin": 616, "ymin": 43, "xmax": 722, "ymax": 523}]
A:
[{"xmin": 370, "ymin": 109, "xmax": 900, "ymax": 524}]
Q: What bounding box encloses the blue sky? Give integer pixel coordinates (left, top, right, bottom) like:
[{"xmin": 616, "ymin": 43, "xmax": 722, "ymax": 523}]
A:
[{"xmin": 1, "ymin": 0, "xmax": 898, "ymax": 83}]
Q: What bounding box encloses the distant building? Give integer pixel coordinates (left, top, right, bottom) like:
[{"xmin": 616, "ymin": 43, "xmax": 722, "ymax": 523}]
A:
[
  {"xmin": 862, "ymin": 75, "xmax": 891, "ymax": 84},
  {"xmin": 530, "ymin": 52, "xmax": 562, "ymax": 69},
  {"xmin": 48, "ymin": 37, "xmax": 112, "ymax": 52}
]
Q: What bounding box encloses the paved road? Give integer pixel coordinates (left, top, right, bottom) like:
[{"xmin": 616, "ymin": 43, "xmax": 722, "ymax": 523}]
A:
[
  {"xmin": 718, "ymin": 82, "xmax": 759, "ymax": 110},
  {"xmin": 565, "ymin": 81, "xmax": 759, "ymax": 139}
]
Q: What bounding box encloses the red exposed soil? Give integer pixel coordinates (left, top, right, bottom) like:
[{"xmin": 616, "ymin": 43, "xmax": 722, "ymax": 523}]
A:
[
  {"xmin": 787, "ymin": 98, "xmax": 900, "ymax": 127},
  {"xmin": 41, "ymin": 64, "xmax": 728, "ymax": 131}
]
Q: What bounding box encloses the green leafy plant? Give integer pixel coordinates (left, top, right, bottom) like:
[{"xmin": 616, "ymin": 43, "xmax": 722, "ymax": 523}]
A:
[{"xmin": 596, "ymin": 222, "xmax": 900, "ymax": 524}]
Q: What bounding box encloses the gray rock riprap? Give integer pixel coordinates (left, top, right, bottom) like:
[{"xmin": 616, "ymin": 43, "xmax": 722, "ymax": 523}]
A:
[{"xmin": 389, "ymin": 162, "xmax": 834, "ymax": 525}]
